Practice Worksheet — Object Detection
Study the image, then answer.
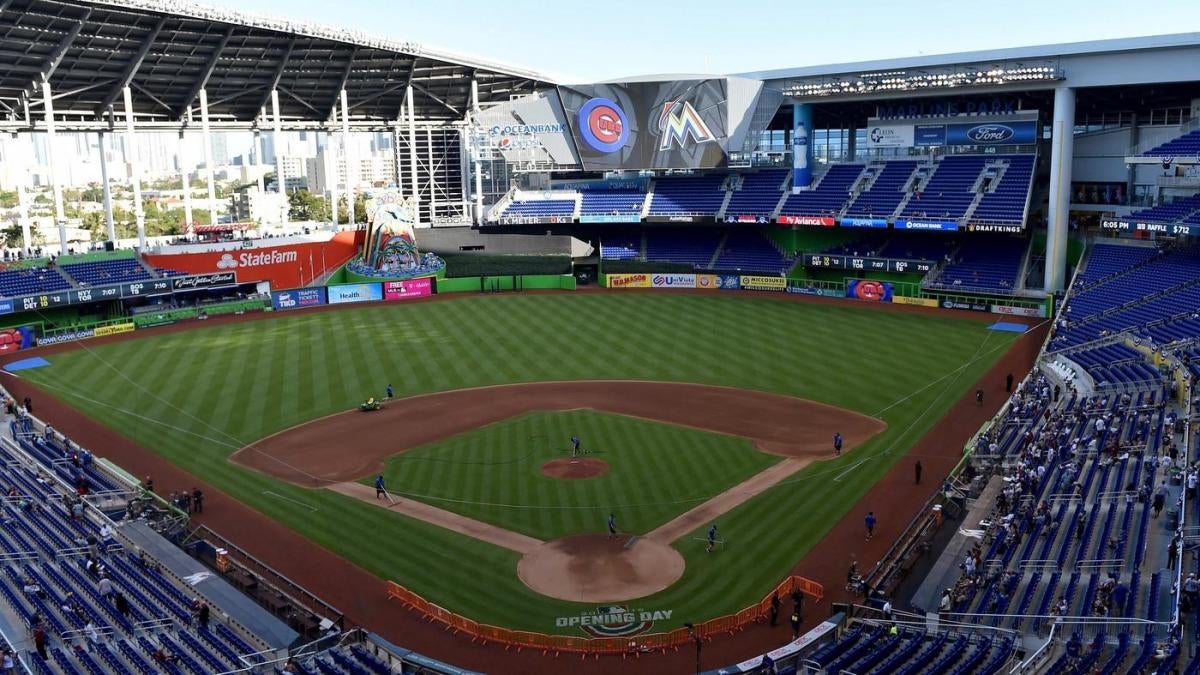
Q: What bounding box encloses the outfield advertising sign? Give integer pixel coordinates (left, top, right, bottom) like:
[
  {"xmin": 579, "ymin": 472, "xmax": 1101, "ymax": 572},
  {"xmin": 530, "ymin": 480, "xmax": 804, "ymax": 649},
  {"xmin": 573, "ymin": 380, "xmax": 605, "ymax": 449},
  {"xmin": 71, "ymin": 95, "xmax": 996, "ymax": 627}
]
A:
[
  {"xmin": 651, "ymin": 273, "xmax": 695, "ymax": 288},
  {"xmin": 327, "ymin": 283, "xmax": 384, "ymax": 305},
  {"xmin": 847, "ymin": 279, "xmax": 893, "ymax": 302},
  {"xmin": 941, "ymin": 299, "xmax": 990, "ymax": 312},
  {"xmin": 718, "ymin": 275, "xmax": 741, "ymax": 290},
  {"xmin": 37, "ymin": 328, "xmax": 96, "ymax": 346},
  {"xmin": 739, "ymin": 275, "xmax": 786, "ymax": 292},
  {"xmin": 896, "ymin": 218, "xmax": 959, "ymax": 231},
  {"xmin": 94, "ymin": 322, "xmax": 135, "ymax": 338},
  {"xmin": 579, "ymin": 214, "xmax": 642, "ymax": 223},
  {"xmin": 991, "ymin": 304, "xmax": 1045, "ymax": 318},
  {"xmin": 840, "ymin": 217, "xmax": 888, "ymax": 228},
  {"xmin": 606, "ymin": 273, "xmax": 651, "ymax": 288},
  {"xmin": 383, "ymin": 278, "xmax": 433, "ymax": 300},
  {"xmin": 892, "ymin": 296, "xmax": 938, "ymax": 308},
  {"xmin": 272, "ymin": 287, "xmax": 327, "ymax": 310},
  {"xmin": 695, "ymin": 274, "xmax": 720, "ymax": 290},
  {"xmin": 778, "ymin": 215, "xmax": 835, "ymax": 226}
]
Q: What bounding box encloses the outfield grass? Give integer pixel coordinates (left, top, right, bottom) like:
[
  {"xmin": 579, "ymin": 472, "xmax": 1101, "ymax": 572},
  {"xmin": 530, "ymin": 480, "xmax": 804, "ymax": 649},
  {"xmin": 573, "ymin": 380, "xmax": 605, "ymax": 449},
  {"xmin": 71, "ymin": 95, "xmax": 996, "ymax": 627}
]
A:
[
  {"xmin": 21, "ymin": 293, "xmax": 1017, "ymax": 632},
  {"xmin": 372, "ymin": 410, "xmax": 780, "ymax": 540}
]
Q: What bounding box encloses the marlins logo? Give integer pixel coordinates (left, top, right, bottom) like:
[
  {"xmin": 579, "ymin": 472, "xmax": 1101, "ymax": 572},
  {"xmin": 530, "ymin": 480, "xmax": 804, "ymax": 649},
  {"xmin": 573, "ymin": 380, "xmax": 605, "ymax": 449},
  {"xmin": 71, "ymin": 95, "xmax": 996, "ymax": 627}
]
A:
[{"xmin": 657, "ymin": 99, "xmax": 716, "ymax": 150}]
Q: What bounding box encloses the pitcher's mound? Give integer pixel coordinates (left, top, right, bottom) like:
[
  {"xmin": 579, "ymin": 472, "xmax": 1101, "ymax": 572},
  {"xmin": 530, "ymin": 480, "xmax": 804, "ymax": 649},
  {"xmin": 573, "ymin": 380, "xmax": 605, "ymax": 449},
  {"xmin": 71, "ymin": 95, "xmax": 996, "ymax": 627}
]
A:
[
  {"xmin": 517, "ymin": 534, "xmax": 685, "ymax": 602},
  {"xmin": 541, "ymin": 457, "xmax": 609, "ymax": 480}
]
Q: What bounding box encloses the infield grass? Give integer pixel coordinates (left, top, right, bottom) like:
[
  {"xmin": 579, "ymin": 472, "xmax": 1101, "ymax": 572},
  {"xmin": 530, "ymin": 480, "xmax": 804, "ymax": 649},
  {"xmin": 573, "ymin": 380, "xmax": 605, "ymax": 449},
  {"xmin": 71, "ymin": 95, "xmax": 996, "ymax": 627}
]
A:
[
  {"xmin": 370, "ymin": 410, "xmax": 780, "ymax": 540},
  {"xmin": 20, "ymin": 293, "xmax": 1018, "ymax": 632}
]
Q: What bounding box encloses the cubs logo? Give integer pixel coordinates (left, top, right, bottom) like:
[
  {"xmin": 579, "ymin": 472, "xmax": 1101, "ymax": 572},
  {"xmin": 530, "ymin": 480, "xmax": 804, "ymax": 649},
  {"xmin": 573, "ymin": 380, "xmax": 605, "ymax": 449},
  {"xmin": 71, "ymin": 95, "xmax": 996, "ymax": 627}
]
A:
[{"xmin": 578, "ymin": 98, "xmax": 629, "ymax": 153}]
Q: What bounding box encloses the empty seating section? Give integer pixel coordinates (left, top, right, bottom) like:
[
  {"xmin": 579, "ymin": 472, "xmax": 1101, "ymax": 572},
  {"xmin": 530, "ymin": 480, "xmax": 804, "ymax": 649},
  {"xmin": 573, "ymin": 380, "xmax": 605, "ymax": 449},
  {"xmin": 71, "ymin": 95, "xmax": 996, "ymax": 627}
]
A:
[
  {"xmin": 0, "ymin": 423, "xmax": 266, "ymax": 674},
  {"xmin": 1068, "ymin": 344, "xmax": 1162, "ymax": 388},
  {"xmin": 778, "ymin": 164, "xmax": 863, "ymax": 217},
  {"xmin": 1124, "ymin": 193, "xmax": 1200, "ymax": 224},
  {"xmin": 648, "ymin": 175, "xmax": 726, "ymax": 216},
  {"xmin": 579, "ymin": 189, "xmax": 644, "ymax": 217},
  {"xmin": 1141, "ymin": 128, "xmax": 1200, "ymax": 157},
  {"xmin": 644, "ymin": 229, "xmax": 722, "ymax": 266},
  {"xmin": 724, "ymin": 169, "xmax": 787, "ymax": 217},
  {"xmin": 877, "ymin": 232, "xmax": 956, "ymax": 261},
  {"xmin": 0, "ymin": 266, "xmax": 71, "ymax": 297},
  {"xmin": 902, "ymin": 155, "xmax": 988, "ymax": 220},
  {"xmin": 498, "ymin": 199, "xmax": 575, "ymax": 219},
  {"xmin": 845, "ymin": 161, "xmax": 918, "ymax": 218},
  {"xmin": 973, "ymin": 155, "xmax": 1034, "ymax": 224},
  {"xmin": 61, "ymin": 258, "xmax": 152, "ymax": 286},
  {"xmin": 1050, "ymin": 245, "xmax": 1200, "ymax": 349},
  {"xmin": 930, "ymin": 236, "xmax": 1026, "ymax": 292},
  {"xmin": 1076, "ymin": 244, "xmax": 1158, "ymax": 287},
  {"xmin": 712, "ymin": 230, "xmax": 792, "ymax": 273},
  {"xmin": 810, "ymin": 626, "xmax": 1014, "ymax": 675},
  {"xmin": 598, "ymin": 229, "xmax": 640, "ymax": 260},
  {"xmin": 822, "ymin": 231, "xmax": 891, "ymax": 257}
]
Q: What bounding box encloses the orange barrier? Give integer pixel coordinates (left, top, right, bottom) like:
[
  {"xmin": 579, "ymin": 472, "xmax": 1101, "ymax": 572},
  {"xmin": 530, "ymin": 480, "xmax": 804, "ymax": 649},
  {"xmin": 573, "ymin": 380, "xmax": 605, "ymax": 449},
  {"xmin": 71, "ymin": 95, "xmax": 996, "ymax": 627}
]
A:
[{"xmin": 385, "ymin": 574, "xmax": 824, "ymax": 655}]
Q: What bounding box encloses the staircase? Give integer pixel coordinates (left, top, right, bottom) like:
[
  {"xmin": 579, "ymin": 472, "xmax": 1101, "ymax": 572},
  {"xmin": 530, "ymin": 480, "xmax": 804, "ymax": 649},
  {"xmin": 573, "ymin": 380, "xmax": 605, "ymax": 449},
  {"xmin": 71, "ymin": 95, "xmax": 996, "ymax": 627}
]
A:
[{"xmin": 707, "ymin": 231, "xmax": 730, "ymax": 269}]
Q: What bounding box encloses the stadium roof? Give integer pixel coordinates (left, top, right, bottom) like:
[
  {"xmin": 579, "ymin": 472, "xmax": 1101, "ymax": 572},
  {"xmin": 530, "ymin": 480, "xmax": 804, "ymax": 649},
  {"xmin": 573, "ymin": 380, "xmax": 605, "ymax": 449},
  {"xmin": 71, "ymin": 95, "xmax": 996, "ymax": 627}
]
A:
[
  {"xmin": 745, "ymin": 32, "xmax": 1200, "ymax": 87},
  {"xmin": 0, "ymin": 0, "xmax": 554, "ymax": 127}
]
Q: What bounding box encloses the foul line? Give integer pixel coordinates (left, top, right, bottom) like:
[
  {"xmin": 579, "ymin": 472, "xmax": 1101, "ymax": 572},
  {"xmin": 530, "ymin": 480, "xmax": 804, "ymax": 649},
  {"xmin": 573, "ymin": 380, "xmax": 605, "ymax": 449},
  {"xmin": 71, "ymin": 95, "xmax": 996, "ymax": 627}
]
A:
[{"xmin": 261, "ymin": 490, "xmax": 318, "ymax": 512}]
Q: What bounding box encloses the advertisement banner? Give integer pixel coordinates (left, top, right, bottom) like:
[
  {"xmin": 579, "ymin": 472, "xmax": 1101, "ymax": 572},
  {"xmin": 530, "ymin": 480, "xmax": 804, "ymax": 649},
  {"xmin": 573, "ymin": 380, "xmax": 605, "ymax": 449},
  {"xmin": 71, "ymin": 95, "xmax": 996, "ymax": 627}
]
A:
[
  {"xmin": 847, "ymin": 279, "xmax": 893, "ymax": 302},
  {"xmin": 472, "ymin": 89, "xmax": 581, "ymax": 168},
  {"xmin": 93, "ymin": 322, "xmax": 135, "ymax": 338},
  {"xmin": 839, "ymin": 217, "xmax": 888, "ymax": 228},
  {"xmin": 36, "ymin": 328, "xmax": 95, "ymax": 346},
  {"xmin": 172, "ymin": 272, "xmax": 237, "ymax": 291},
  {"xmin": 739, "ymin": 275, "xmax": 787, "ymax": 292},
  {"xmin": 913, "ymin": 124, "xmax": 948, "ymax": 146},
  {"xmin": 383, "ymin": 277, "xmax": 433, "ymax": 300},
  {"xmin": 991, "ymin": 304, "xmax": 1045, "ymax": 318},
  {"xmin": 896, "ymin": 218, "xmax": 959, "ymax": 231},
  {"xmin": 778, "ymin": 215, "xmax": 835, "ymax": 227},
  {"xmin": 941, "ymin": 299, "xmax": 990, "ymax": 312},
  {"xmin": 645, "ymin": 215, "xmax": 700, "ymax": 223},
  {"xmin": 792, "ymin": 104, "xmax": 813, "ymax": 191},
  {"xmin": 272, "ymin": 287, "xmax": 327, "ymax": 310},
  {"xmin": 579, "ymin": 214, "xmax": 643, "ymax": 223},
  {"xmin": 650, "ymin": 273, "xmax": 695, "ymax": 288},
  {"xmin": 1100, "ymin": 219, "xmax": 1196, "ymax": 236},
  {"xmin": 944, "ymin": 120, "xmax": 1038, "ymax": 146},
  {"xmin": 327, "ymin": 283, "xmax": 384, "ymax": 305},
  {"xmin": 558, "ymin": 79, "xmax": 729, "ymax": 170},
  {"xmin": 496, "ymin": 215, "xmax": 573, "ymax": 225},
  {"xmin": 694, "ymin": 274, "xmax": 720, "ymax": 290},
  {"xmin": 892, "ymin": 296, "xmax": 939, "ymax": 308},
  {"xmin": 606, "ymin": 273, "xmax": 651, "ymax": 288},
  {"xmin": 723, "ymin": 215, "xmax": 771, "ymax": 224},
  {"xmin": 143, "ymin": 232, "xmax": 360, "ymax": 290},
  {"xmin": 865, "ymin": 124, "xmax": 915, "ymax": 148},
  {"xmin": 718, "ymin": 274, "xmax": 741, "ymax": 290}
]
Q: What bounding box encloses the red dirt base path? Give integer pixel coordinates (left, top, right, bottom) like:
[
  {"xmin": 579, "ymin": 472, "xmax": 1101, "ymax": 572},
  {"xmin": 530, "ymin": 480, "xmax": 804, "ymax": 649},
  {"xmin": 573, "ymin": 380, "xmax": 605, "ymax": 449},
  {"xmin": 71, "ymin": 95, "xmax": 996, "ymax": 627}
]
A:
[
  {"xmin": 0, "ymin": 290, "xmax": 1046, "ymax": 674},
  {"xmin": 541, "ymin": 457, "xmax": 609, "ymax": 479}
]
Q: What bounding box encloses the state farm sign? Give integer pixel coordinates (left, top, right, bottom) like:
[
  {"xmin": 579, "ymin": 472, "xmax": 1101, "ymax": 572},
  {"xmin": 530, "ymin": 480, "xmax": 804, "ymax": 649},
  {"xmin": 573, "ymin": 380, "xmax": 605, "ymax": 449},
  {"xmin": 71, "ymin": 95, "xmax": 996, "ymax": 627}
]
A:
[{"xmin": 144, "ymin": 234, "xmax": 359, "ymax": 290}]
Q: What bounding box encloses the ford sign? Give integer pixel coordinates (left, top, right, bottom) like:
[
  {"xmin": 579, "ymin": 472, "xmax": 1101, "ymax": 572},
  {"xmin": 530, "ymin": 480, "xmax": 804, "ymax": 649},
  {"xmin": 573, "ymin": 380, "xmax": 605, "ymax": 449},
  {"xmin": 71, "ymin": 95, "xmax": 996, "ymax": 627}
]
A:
[{"xmin": 965, "ymin": 125, "xmax": 1015, "ymax": 144}]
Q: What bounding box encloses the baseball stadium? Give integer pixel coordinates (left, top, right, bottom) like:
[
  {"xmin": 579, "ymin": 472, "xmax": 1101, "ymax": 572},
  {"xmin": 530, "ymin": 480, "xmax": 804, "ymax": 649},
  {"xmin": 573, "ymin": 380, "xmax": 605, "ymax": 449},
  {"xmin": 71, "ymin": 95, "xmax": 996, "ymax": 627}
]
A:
[{"xmin": 0, "ymin": 2, "xmax": 1198, "ymax": 673}]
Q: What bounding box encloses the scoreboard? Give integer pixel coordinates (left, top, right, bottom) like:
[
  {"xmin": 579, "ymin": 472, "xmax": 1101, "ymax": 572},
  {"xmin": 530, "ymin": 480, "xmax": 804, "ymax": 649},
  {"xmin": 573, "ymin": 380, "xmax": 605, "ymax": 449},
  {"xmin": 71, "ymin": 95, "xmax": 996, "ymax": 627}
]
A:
[
  {"xmin": 0, "ymin": 272, "xmax": 236, "ymax": 315},
  {"xmin": 802, "ymin": 254, "xmax": 935, "ymax": 274}
]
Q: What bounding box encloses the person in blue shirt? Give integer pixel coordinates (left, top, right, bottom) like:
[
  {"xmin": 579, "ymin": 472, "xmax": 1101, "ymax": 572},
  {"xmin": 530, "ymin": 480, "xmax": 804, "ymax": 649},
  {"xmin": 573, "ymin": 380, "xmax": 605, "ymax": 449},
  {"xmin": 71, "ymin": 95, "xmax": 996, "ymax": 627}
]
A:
[
  {"xmin": 865, "ymin": 511, "xmax": 877, "ymax": 541},
  {"xmin": 607, "ymin": 513, "xmax": 616, "ymax": 538},
  {"xmin": 571, "ymin": 435, "xmax": 581, "ymax": 456},
  {"xmin": 833, "ymin": 432, "xmax": 843, "ymax": 456},
  {"xmin": 385, "ymin": 384, "xmax": 394, "ymax": 399},
  {"xmin": 374, "ymin": 475, "xmax": 387, "ymax": 500},
  {"xmin": 706, "ymin": 524, "xmax": 718, "ymax": 552}
]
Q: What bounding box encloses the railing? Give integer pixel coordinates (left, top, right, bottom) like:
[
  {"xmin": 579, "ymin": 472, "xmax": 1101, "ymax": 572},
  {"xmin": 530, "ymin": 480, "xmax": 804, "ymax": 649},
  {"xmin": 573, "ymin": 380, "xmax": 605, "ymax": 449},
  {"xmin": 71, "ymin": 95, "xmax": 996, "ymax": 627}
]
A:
[{"xmin": 386, "ymin": 574, "xmax": 823, "ymax": 655}]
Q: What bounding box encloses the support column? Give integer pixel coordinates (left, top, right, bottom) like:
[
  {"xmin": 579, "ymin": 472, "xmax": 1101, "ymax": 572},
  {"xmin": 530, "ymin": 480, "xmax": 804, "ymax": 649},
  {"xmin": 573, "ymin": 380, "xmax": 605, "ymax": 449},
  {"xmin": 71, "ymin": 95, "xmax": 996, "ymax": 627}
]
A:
[
  {"xmin": 326, "ymin": 124, "xmax": 339, "ymax": 226},
  {"xmin": 178, "ymin": 128, "xmax": 193, "ymax": 237},
  {"xmin": 98, "ymin": 132, "xmax": 116, "ymax": 243},
  {"xmin": 41, "ymin": 81, "xmax": 68, "ymax": 255},
  {"xmin": 122, "ymin": 86, "xmax": 145, "ymax": 250},
  {"xmin": 791, "ymin": 103, "xmax": 813, "ymax": 192},
  {"xmin": 470, "ymin": 79, "xmax": 484, "ymax": 224},
  {"xmin": 199, "ymin": 89, "xmax": 218, "ymax": 227},
  {"xmin": 1044, "ymin": 86, "xmax": 1075, "ymax": 293},
  {"xmin": 339, "ymin": 89, "xmax": 354, "ymax": 227},
  {"xmin": 253, "ymin": 122, "xmax": 266, "ymax": 195},
  {"xmin": 12, "ymin": 133, "xmax": 32, "ymax": 256},
  {"xmin": 405, "ymin": 85, "xmax": 418, "ymax": 205},
  {"xmin": 271, "ymin": 89, "xmax": 287, "ymax": 226}
]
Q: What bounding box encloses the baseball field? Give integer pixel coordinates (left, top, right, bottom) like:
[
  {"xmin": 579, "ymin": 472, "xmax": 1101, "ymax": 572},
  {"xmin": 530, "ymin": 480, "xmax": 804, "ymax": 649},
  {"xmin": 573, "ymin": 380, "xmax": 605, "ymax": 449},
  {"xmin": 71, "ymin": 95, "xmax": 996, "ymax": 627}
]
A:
[{"xmin": 13, "ymin": 291, "xmax": 1020, "ymax": 634}]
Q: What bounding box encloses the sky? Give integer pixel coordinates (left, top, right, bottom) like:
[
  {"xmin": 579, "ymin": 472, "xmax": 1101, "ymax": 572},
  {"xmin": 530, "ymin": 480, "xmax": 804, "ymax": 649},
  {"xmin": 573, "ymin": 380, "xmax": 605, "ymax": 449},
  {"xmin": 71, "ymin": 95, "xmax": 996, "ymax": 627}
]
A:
[{"xmin": 230, "ymin": 0, "xmax": 1200, "ymax": 82}]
